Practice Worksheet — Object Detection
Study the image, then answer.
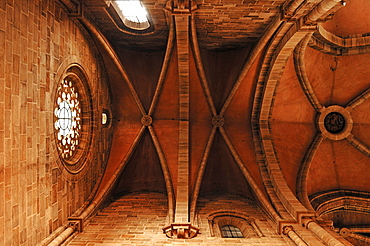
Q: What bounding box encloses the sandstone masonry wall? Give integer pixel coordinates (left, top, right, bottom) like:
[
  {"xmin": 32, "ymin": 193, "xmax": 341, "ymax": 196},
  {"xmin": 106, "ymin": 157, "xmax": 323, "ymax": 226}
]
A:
[
  {"xmin": 0, "ymin": 0, "xmax": 112, "ymax": 245},
  {"xmin": 68, "ymin": 192, "xmax": 294, "ymax": 245}
]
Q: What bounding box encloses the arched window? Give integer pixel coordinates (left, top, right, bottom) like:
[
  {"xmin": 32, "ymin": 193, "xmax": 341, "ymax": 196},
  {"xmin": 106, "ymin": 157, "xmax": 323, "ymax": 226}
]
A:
[
  {"xmin": 221, "ymin": 225, "xmax": 244, "ymax": 238},
  {"xmin": 207, "ymin": 211, "xmax": 264, "ymax": 238},
  {"xmin": 102, "ymin": 112, "xmax": 108, "ymax": 125},
  {"xmin": 101, "ymin": 109, "xmax": 111, "ymax": 127}
]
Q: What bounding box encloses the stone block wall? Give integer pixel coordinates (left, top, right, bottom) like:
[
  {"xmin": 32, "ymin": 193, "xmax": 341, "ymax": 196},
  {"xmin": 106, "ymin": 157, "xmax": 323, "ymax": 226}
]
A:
[
  {"xmin": 0, "ymin": 0, "xmax": 112, "ymax": 245},
  {"xmin": 68, "ymin": 192, "xmax": 294, "ymax": 245}
]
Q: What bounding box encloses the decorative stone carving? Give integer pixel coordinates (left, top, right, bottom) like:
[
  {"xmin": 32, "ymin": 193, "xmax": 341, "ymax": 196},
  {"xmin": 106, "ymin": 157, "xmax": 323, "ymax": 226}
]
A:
[
  {"xmin": 163, "ymin": 223, "xmax": 199, "ymax": 239},
  {"xmin": 212, "ymin": 115, "xmax": 224, "ymax": 127},
  {"xmin": 68, "ymin": 217, "xmax": 84, "ymax": 232},
  {"xmin": 317, "ymin": 105, "xmax": 352, "ymax": 140},
  {"xmin": 282, "ymin": 225, "xmax": 294, "ymax": 235},
  {"xmin": 339, "ymin": 228, "xmax": 350, "ymax": 238},
  {"xmin": 324, "ymin": 112, "xmax": 345, "ymax": 134},
  {"xmin": 141, "ymin": 115, "xmax": 153, "ymax": 126}
]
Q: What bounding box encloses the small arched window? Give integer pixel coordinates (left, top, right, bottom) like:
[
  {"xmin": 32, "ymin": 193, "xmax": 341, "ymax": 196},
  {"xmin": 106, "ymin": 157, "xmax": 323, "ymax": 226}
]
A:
[
  {"xmin": 102, "ymin": 112, "xmax": 108, "ymax": 125},
  {"xmin": 207, "ymin": 212, "xmax": 263, "ymax": 238},
  {"xmin": 220, "ymin": 225, "xmax": 244, "ymax": 238}
]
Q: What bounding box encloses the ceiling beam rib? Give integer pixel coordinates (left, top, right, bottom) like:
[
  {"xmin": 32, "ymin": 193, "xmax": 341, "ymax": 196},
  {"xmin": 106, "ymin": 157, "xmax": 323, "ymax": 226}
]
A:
[
  {"xmin": 252, "ymin": 21, "xmax": 306, "ymax": 223},
  {"xmin": 253, "ymin": 1, "xmax": 347, "ymax": 237},
  {"xmin": 258, "ymin": 25, "xmax": 316, "ymax": 219},
  {"xmin": 148, "ymin": 125, "xmax": 175, "ymax": 224},
  {"xmin": 285, "ymin": 0, "xmax": 306, "ymax": 16},
  {"xmin": 294, "ymin": 33, "xmax": 323, "ymax": 112},
  {"xmin": 346, "ymin": 87, "xmax": 370, "ymax": 111},
  {"xmin": 189, "ymin": 126, "xmax": 217, "ymax": 221},
  {"xmin": 220, "ymin": 14, "xmax": 283, "ymax": 117},
  {"xmin": 190, "ymin": 15, "xmax": 217, "ymax": 116},
  {"xmin": 345, "ymin": 134, "xmax": 370, "ymax": 158},
  {"xmin": 174, "ymin": 13, "xmax": 190, "ymax": 224},
  {"xmin": 162, "ymin": 10, "xmax": 200, "ymax": 239},
  {"xmin": 219, "ymin": 127, "xmax": 282, "ymax": 222},
  {"xmin": 296, "ymin": 133, "xmax": 323, "ymax": 210},
  {"xmin": 148, "ymin": 17, "xmax": 176, "ymax": 116},
  {"xmin": 347, "ymin": 232, "xmax": 370, "ymax": 244},
  {"xmin": 316, "ymin": 25, "xmax": 370, "ymax": 49},
  {"xmin": 306, "ymin": 0, "xmax": 341, "ymax": 23},
  {"xmin": 162, "ymin": 2, "xmax": 199, "ymax": 239},
  {"xmin": 311, "ymin": 189, "xmax": 370, "ymax": 215},
  {"xmin": 78, "ymin": 16, "xmax": 146, "ymax": 116},
  {"xmin": 80, "ymin": 126, "xmax": 146, "ymax": 220},
  {"xmin": 310, "ymin": 28, "xmax": 370, "ymax": 56}
]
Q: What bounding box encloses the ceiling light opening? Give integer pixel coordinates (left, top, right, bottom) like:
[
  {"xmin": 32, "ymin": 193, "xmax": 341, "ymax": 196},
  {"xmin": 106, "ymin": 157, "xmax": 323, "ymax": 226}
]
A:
[
  {"xmin": 113, "ymin": 0, "xmax": 150, "ymax": 30},
  {"xmin": 116, "ymin": 0, "xmax": 148, "ymax": 24}
]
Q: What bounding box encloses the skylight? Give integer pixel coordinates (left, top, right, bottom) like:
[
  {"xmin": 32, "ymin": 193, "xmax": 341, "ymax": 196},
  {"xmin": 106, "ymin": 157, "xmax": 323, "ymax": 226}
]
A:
[{"xmin": 116, "ymin": 0, "xmax": 148, "ymax": 24}]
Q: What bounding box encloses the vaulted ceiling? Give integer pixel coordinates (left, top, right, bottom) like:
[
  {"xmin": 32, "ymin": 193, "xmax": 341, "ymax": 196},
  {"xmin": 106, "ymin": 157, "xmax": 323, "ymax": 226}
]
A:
[{"xmin": 73, "ymin": 0, "xmax": 370, "ymax": 236}]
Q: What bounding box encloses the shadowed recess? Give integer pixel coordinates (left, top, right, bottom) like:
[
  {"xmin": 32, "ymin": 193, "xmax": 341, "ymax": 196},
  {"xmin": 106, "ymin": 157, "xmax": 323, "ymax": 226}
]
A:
[
  {"xmin": 189, "ymin": 46, "xmax": 214, "ymax": 192},
  {"xmin": 200, "ymin": 47, "xmax": 252, "ymax": 111},
  {"xmin": 199, "ymin": 131, "xmax": 253, "ymax": 199},
  {"xmin": 117, "ymin": 47, "xmax": 165, "ymax": 112},
  {"xmin": 112, "ymin": 129, "xmax": 166, "ymax": 196},
  {"xmin": 95, "ymin": 45, "xmax": 144, "ymax": 194}
]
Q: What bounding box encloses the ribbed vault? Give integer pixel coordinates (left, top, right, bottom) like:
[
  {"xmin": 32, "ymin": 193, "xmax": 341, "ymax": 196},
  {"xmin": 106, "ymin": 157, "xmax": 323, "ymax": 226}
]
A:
[{"xmin": 58, "ymin": 0, "xmax": 370, "ymax": 245}]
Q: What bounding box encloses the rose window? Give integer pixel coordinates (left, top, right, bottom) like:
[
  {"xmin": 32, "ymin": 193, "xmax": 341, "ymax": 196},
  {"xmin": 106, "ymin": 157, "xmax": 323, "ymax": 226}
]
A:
[{"xmin": 54, "ymin": 78, "xmax": 82, "ymax": 161}]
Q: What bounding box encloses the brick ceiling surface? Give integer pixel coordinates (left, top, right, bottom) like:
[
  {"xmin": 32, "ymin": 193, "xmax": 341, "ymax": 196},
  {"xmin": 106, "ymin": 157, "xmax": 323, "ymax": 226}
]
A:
[
  {"xmin": 85, "ymin": 0, "xmax": 286, "ymax": 50},
  {"xmin": 194, "ymin": 0, "xmax": 286, "ymax": 49}
]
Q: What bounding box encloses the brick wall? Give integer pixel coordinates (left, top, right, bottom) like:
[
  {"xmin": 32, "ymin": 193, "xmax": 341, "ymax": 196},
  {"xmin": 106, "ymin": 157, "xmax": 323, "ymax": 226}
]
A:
[
  {"xmin": 0, "ymin": 0, "xmax": 112, "ymax": 245},
  {"xmin": 68, "ymin": 192, "xmax": 294, "ymax": 245}
]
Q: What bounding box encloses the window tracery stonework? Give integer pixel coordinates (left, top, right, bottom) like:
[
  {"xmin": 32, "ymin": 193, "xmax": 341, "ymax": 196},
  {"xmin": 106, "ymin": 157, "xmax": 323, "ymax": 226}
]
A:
[
  {"xmin": 53, "ymin": 67, "xmax": 92, "ymax": 174},
  {"xmin": 55, "ymin": 78, "xmax": 82, "ymax": 160}
]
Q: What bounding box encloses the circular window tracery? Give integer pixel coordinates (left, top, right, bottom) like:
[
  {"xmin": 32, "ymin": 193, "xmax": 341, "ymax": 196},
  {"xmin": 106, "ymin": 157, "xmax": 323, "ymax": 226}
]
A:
[
  {"xmin": 54, "ymin": 67, "xmax": 92, "ymax": 173},
  {"xmin": 55, "ymin": 79, "xmax": 82, "ymax": 160}
]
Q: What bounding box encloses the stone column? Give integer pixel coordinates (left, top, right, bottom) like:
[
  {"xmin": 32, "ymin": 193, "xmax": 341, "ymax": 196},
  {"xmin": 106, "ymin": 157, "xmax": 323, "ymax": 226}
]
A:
[
  {"xmin": 283, "ymin": 226, "xmax": 308, "ymax": 246},
  {"xmin": 303, "ymin": 219, "xmax": 345, "ymax": 246}
]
